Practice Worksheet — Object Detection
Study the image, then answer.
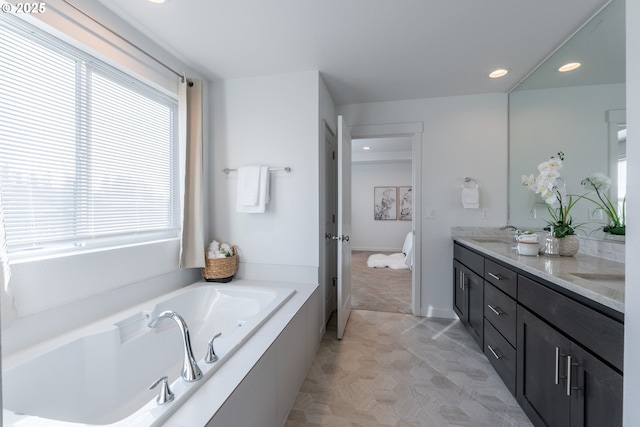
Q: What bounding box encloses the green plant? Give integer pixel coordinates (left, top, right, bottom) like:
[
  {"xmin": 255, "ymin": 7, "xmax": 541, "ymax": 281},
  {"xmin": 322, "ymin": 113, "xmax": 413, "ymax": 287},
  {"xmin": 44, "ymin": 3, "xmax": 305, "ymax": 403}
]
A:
[{"xmin": 581, "ymin": 173, "xmax": 625, "ymax": 235}]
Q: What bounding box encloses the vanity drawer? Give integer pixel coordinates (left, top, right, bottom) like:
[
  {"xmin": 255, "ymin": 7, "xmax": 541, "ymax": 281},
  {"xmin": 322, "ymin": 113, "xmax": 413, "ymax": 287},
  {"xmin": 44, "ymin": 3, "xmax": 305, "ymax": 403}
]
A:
[
  {"xmin": 454, "ymin": 243, "xmax": 484, "ymax": 276},
  {"xmin": 484, "ymin": 320, "xmax": 516, "ymax": 396},
  {"xmin": 484, "ymin": 283, "xmax": 517, "ymax": 347},
  {"xmin": 518, "ymin": 275, "xmax": 624, "ymax": 372},
  {"xmin": 484, "ymin": 259, "xmax": 517, "ymax": 298}
]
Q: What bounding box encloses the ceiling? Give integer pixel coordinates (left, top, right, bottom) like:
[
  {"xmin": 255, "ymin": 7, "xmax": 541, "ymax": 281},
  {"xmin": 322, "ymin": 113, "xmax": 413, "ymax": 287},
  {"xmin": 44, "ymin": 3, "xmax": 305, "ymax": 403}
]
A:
[
  {"xmin": 352, "ymin": 137, "xmax": 412, "ymax": 154},
  {"xmin": 97, "ymin": 0, "xmax": 610, "ymax": 105}
]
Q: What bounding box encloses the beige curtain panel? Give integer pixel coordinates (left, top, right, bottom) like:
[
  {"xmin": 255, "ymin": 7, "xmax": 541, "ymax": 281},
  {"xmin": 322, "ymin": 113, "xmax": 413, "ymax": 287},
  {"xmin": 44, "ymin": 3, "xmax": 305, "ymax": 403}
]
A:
[{"xmin": 179, "ymin": 78, "xmax": 205, "ymax": 268}]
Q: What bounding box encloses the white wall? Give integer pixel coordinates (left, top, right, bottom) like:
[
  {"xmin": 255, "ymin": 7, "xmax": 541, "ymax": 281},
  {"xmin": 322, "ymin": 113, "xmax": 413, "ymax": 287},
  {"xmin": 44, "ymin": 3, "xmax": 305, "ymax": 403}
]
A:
[
  {"xmin": 1, "ymin": 1, "xmax": 206, "ymax": 356},
  {"xmin": 209, "ymin": 71, "xmax": 322, "ymax": 284},
  {"xmin": 338, "ymin": 93, "xmax": 508, "ymax": 317},
  {"xmin": 351, "ymin": 162, "xmax": 412, "ymax": 251},
  {"xmin": 509, "ymin": 83, "xmax": 626, "ymax": 231},
  {"xmin": 623, "ymin": 1, "xmax": 639, "ymax": 424}
]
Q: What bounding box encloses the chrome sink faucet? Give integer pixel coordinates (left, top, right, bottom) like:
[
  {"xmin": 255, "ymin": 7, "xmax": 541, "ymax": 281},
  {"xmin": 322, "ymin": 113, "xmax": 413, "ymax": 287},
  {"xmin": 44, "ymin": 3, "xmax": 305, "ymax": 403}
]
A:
[
  {"xmin": 499, "ymin": 224, "xmax": 518, "ymax": 231},
  {"xmin": 499, "ymin": 225, "xmax": 521, "ymax": 241},
  {"xmin": 148, "ymin": 311, "xmax": 203, "ymax": 382}
]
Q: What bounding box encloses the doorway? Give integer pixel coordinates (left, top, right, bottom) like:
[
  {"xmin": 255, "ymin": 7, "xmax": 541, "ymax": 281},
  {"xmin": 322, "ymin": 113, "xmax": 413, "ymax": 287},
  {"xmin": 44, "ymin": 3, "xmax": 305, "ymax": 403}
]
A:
[
  {"xmin": 350, "ymin": 136, "xmax": 413, "ymax": 313},
  {"xmin": 349, "ymin": 122, "xmax": 423, "ymax": 316},
  {"xmin": 321, "ymin": 121, "xmax": 423, "ymax": 331}
]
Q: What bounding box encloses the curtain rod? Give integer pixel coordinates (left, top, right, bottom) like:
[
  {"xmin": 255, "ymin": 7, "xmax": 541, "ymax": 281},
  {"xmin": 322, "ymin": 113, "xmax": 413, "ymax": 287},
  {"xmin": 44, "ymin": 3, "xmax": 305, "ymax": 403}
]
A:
[{"xmin": 62, "ymin": 0, "xmax": 185, "ymax": 83}]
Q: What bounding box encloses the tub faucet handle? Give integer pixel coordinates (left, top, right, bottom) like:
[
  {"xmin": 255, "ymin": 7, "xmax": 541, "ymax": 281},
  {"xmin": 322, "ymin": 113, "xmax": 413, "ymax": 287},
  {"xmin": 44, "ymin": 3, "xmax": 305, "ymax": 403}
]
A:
[
  {"xmin": 149, "ymin": 376, "xmax": 174, "ymax": 405},
  {"xmin": 205, "ymin": 332, "xmax": 222, "ymax": 363}
]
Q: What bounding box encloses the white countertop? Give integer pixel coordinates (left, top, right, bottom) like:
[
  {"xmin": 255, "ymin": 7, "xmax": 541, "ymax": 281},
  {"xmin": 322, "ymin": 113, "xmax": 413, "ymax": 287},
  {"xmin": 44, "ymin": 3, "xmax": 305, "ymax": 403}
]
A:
[{"xmin": 454, "ymin": 236, "xmax": 625, "ymax": 314}]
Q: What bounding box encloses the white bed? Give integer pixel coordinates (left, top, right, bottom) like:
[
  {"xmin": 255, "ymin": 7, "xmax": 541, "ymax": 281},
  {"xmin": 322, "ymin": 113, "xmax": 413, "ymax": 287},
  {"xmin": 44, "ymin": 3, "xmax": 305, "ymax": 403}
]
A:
[{"xmin": 402, "ymin": 231, "xmax": 414, "ymax": 269}]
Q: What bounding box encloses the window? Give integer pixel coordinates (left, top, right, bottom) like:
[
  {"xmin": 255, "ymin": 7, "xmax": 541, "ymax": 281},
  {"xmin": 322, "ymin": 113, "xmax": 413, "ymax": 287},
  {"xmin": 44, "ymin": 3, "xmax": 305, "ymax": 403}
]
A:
[{"xmin": 0, "ymin": 17, "xmax": 179, "ymax": 258}]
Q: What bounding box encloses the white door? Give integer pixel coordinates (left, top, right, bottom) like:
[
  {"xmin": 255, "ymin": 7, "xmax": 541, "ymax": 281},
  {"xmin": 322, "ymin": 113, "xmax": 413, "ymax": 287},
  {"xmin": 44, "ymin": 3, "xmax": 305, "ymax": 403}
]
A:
[
  {"xmin": 323, "ymin": 123, "xmax": 338, "ymax": 321},
  {"xmin": 337, "ymin": 116, "xmax": 352, "ymax": 340}
]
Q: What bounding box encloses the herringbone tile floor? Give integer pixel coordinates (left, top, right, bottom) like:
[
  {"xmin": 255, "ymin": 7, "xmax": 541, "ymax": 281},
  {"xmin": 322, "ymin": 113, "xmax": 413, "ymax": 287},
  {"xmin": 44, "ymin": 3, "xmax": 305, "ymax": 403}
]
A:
[{"xmin": 285, "ymin": 310, "xmax": 533, "ymax": 426}]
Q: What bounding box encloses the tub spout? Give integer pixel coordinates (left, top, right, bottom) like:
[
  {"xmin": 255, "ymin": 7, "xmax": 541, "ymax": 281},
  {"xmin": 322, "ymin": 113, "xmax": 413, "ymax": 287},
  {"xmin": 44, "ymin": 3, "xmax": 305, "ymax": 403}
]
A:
[{"xmin": 148, "ymin": 311, "xmax": 203, "ymax": 382}]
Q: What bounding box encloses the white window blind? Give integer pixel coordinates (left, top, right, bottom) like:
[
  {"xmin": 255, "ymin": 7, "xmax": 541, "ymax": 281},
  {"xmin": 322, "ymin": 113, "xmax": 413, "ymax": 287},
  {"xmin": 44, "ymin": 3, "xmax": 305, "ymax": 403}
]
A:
[{"xmin": 0, "ymin": 17, "xmax": 179, "ymax": 257}]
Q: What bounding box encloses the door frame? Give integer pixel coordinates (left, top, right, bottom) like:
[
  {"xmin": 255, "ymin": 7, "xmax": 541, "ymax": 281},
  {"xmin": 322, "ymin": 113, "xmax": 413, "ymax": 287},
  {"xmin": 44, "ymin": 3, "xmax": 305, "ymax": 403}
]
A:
[{"xmin": 349, "ymin": 122, "xmax": 423, "ymax": 316}]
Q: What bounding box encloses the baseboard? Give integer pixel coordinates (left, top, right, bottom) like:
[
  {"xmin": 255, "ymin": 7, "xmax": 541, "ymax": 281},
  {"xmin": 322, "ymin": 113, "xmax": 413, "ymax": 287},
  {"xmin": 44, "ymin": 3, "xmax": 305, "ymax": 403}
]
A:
[
  {"xmin": 352, "ymin": 247, "xmax": 403, "ymax": 253},
  {"xmin": 421, "ymin": 306, "xmax": 457, "ymax": 319}
]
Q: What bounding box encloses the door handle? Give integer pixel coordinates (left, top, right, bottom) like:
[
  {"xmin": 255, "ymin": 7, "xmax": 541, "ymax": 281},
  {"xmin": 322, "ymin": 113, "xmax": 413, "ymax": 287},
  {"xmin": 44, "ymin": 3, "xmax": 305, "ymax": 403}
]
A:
[
  {"xmin": 487, "ymin": 305, "xmax": 503, "ymax": 316},
  {"xmin": 555, "ymin": 347, "xmax": 567, "ymax": 385},
  {"xmin": 342, "ymin": 235, "xmax": 350, "ymax": 242},
  {"xmin": 487, "ymin": 345, "xmax": 502, "ymax": 360},
  {"xmin": 566, "ymin": 356, "xmax": 580, "ymax": 396}
]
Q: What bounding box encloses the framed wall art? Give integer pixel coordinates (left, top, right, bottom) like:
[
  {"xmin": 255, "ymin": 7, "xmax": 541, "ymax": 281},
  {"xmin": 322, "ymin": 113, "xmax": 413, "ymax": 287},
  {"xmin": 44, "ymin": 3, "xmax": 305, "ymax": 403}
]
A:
[
  {"xmin": 398, "ymin": 186, "xmax": 412, "ymax": 221},
  {"xmin": 374, "ymin": 186, "xmax": 397, "ymax": 220}
]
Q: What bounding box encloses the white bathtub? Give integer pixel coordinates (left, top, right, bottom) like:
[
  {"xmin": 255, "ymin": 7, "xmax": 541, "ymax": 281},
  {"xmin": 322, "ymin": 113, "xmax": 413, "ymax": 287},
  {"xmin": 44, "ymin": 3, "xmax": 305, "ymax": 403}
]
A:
[{"xmin": 2, "ymin": 282, "xmax": 296, "ymax": 426}]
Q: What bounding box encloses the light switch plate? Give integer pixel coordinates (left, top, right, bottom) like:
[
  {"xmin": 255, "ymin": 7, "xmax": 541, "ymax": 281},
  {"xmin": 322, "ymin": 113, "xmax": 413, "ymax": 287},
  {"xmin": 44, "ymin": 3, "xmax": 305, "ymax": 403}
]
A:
[{"xmin": 425, "ymin": 207, "xmax": 437, "ymax": 219}]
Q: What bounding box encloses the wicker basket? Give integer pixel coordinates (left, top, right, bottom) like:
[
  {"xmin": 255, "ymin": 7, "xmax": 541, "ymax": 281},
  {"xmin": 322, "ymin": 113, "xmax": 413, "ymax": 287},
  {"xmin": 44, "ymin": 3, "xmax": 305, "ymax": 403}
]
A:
[{"xmin": 202, "ymin": 245, "xmax": 238, "ymax": 283}]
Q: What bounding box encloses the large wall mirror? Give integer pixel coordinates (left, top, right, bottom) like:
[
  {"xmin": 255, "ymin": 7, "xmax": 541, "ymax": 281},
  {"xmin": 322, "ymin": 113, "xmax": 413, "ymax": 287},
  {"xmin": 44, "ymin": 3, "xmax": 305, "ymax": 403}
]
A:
[{"xmin": 508, "ymin": 0, "xmax": 625, "ymax": 239}]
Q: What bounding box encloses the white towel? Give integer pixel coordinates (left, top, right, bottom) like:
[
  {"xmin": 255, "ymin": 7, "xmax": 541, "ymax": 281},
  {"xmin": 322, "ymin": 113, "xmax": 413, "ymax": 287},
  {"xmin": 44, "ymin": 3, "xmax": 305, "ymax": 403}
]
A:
[
  {"xmin": 461, "ymin": 187, "xmax": 479, "ymax": 209},
  {"xmin": 236, "ymin": 165, "xmax": 270, "ymax": 213}
]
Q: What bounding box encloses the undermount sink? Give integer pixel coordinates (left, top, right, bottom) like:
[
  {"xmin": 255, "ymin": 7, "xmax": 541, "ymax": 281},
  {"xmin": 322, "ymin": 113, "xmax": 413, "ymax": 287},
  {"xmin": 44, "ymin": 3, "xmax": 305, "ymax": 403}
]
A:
[{"xmin": 569, "ymin": 272, "xmax": 625, "ymax": 282}]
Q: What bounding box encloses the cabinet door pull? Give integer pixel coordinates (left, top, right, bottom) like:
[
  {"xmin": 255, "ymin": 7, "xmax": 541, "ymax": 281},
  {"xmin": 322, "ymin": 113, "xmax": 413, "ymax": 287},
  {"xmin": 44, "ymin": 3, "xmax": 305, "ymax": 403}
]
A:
[
  {"xmin": 488, "ymin": 272, "xmax": 502, "ymax": 281},
  {"xmin": 460, "ymin": 271, "xmax": 465, "ymax": 290},
  {"xmin": 487, "ymin": 304, "xmax": 503, "ymax": 316},
  {"xmin": 487, "ymin": 345, "xmax": 502, "ymax": 360},
  {"xmin": 566, "ymin": 356, "xmax": 580, "ymax": 396},
  {"xmin": 555, "ymin": 347, "xmax": 567, "ymax": 385}
]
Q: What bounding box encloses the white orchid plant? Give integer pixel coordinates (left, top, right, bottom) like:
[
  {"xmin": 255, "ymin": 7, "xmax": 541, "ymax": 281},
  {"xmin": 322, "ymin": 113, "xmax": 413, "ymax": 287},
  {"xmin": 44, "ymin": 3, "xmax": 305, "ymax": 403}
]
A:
[
  {"xmin": 521, "ymin": 152, "xmax": 583, "ymax": 238},
  {"xmin": 581, "ymin": 173, "xmax": 626, "ymax": 235}
]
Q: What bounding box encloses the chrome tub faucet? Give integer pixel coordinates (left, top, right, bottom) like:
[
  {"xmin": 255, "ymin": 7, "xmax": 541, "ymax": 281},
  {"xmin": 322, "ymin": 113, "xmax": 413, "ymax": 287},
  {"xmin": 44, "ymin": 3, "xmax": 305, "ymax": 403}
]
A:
[{"xmin": 148, "ymin": 311, "xmax": 203, "ymax": 382}]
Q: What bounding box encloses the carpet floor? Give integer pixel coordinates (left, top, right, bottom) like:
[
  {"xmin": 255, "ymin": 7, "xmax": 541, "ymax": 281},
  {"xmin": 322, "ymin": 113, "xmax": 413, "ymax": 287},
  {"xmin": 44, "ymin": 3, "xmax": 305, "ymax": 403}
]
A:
[{"xmin": 350, "ymin": 250, "xmax": 412, "ymax": 314}]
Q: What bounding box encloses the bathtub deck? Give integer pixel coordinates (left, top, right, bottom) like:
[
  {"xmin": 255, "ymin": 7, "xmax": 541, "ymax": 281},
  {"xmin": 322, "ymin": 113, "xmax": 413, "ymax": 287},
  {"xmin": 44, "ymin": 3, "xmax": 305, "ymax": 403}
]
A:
[{"xmin": 163, "ymin": 279, "xmax": 319, "ymax": 427}]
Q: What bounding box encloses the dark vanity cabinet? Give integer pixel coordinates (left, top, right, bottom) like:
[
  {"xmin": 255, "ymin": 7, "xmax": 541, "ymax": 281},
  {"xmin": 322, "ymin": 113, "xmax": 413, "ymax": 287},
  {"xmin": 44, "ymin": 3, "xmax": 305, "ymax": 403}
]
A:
[
  {"xmin": 517, "ymin": 276, "xmax": 623, "ymax": 427},
  {"xmin": 452, "ymin": 241, "xmax": 623, "ymax": 427},
  {"xmin": 483, "ymin": 262, "xmax": 518, "ymax": 396},
  {"xmin": 453, "ymin": 245, "xmax": 484, "ymax": 349}
]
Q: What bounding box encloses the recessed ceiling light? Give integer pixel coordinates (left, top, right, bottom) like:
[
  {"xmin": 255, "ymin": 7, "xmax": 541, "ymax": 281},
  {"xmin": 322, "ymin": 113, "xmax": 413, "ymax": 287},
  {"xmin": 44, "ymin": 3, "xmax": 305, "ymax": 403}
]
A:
[
  {"xmin": 558, "ymin": 62, "xmax": 581, "ymax": 72},
  {"xmin": 148, "ymin": 0, "xmax": 170, "ymax": 4},
  {"xmin": 362, "ymin": 146, "xmax": 371, "ymax": 150},
  {"xmin": 489, "ymin": 69, "xmax": 509, "ymax": 79}
]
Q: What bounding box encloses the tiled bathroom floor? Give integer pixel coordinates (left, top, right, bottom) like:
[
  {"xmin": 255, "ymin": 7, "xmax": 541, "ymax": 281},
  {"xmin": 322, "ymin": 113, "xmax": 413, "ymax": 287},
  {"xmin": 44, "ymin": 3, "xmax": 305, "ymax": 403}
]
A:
[{"xmin": 285, "ymin": 310, "xmax": 533, "ymax": 427}]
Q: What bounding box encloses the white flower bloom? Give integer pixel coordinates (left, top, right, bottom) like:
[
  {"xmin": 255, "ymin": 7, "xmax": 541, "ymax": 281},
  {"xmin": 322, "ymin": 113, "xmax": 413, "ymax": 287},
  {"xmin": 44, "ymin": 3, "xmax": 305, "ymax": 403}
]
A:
[
  {"xmin": 521, "ymin": 174, "xmax": 535, "ymax": 187},
  {"xmin": 582, "ymin": 172, "xmax": 611, "ymax": 192},
  {"xmin": 544, "ymin": 193, "xmax": 559, "ymax": 207},
  {"xmin": 534, "ymin": 179, "xmax": 553, "ymax": 195},
  {"xmin": 546, "ymin": 157, "xmax": 563, "ymax": 170},
  {"xmin": 540, "ymin": 169, "xmax": 560, "ymax": 181}
]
